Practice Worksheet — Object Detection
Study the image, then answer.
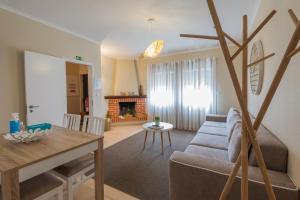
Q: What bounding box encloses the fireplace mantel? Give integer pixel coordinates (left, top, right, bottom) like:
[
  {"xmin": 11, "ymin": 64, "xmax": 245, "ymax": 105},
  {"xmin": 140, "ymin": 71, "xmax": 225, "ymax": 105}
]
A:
[{"xmin": 104, "ymin": 95, "xmax": 147, "ymax": 99}]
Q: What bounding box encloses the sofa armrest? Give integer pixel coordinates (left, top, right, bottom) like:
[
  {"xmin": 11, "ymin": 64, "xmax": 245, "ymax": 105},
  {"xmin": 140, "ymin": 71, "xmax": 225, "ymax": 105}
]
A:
[
  {"xmin": 206, "ymin": 114, "xmax": 227, "ymax": 122},
  {"xmin": 169, "ymin": 151, "xmax": 234, "ymax": 200},
  {"xmin": 169, "ymin": 151, "xmax": 299, "ymax": 200}
]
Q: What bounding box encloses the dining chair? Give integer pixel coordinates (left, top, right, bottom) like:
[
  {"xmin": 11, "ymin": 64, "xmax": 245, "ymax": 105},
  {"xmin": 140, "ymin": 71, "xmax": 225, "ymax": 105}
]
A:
[
  {"xmin": 82, "ymin": 115, "xmax": 105, "ymax": 135},
  {"xmin": 53, "ymin": 115, "xmax": 105, "ymax": 200},
  {"xmin": 62, "ymin": 113, "xmax": 81, "ymax": 131},
  {"xmin": 0, "ymin": 173, "xmax": 63, "ymax": 200}
]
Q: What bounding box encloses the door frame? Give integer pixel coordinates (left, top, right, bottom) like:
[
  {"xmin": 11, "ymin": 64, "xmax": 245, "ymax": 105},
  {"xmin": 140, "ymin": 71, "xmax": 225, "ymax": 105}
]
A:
[{"xmin": 64, "ymin": 58, "xmax": 94, "ymax": 116}]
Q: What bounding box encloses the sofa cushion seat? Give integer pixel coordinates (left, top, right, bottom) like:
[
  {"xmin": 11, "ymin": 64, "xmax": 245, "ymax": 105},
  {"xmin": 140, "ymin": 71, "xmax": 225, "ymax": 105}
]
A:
[
  {"xmin": 198, "ymin": 125, "xmax": 228, "ymax": 137},
  {"xmin": 185, "ymin": 145, "xmax": 229, "ymax": 161},
  {"xmin": 202, "ymin": 121, "xmax": 227, "ymax": 128},
  {"xmin": 190, "ymin": 133, "xmax": 229, "ymax": 150}
]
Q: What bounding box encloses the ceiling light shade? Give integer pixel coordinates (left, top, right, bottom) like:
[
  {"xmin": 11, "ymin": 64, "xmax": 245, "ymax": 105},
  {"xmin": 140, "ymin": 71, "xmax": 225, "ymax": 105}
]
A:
[{"xmin": 144, "ymin": 40, "xmax": 164, "ymax": 58}]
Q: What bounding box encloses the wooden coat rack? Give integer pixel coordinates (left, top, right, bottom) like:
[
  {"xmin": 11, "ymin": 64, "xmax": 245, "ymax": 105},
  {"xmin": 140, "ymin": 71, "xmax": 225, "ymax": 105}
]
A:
[{"xmin": 180, "ymin": 0, "xmax": 300, "ymax": 199}]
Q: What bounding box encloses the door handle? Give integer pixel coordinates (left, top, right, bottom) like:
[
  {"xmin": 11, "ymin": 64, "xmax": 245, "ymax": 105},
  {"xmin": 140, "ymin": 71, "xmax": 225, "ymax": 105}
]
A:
[
  {"xmin": 29, "ymin": 105, "xmax": 39, "ymax": 109},
  {"xmin": 28, "ymin": 105, "xmax": 39, "ymax": 113}
]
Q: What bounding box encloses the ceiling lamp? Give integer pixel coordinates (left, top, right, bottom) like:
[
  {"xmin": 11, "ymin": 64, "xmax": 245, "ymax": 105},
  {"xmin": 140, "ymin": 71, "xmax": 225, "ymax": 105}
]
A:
[
  {"xmin": 144, "ymin": 40, "xmax": 164, "ymax": 58},
  {"xmin": 144, "ymin": 18, "xmax": 164, "ymax": 58}
]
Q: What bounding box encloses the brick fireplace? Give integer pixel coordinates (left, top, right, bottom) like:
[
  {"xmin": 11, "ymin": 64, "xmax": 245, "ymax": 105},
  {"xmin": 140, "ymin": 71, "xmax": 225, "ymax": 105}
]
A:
[{"xmin": 105, "ymin": 95, "xmax": 147, "ymax": 123}]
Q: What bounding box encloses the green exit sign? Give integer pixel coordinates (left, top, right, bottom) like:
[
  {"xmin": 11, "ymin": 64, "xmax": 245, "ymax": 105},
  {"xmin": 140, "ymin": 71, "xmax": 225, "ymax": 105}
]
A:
[{"xmin": 75, "ymin": 56, "xmax": 83, "ymax": 61}]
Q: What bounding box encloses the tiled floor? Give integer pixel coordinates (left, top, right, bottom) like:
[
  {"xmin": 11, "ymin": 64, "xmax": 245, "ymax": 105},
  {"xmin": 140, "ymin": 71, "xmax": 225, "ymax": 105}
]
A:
[
  {"xmin": 75, "ymin": 180, "xmax": 139, "ymax": 200},
  {"xmin": 103, "ymin": 124, "xmax": 143, "ymax": 149},
  {"xmin": 74, "ymin": 124, "xmax": 143, "ymax": 200}
]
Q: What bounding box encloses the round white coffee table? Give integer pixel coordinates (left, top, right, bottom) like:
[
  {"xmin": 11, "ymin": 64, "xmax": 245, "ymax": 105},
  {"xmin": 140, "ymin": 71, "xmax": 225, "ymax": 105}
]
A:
[{"xmin": 142, "ymin": 122, "xmax": 173, "ymax": 154}]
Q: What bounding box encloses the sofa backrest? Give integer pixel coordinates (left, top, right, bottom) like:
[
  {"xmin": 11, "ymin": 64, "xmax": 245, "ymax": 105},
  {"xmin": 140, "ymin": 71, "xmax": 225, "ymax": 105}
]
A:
[
  {"xmin": 228, "ymin": 122, "xmax": 242, "ymax": 162},
  {"xmin": 227, "ymin": 108, "xmax": 241, "ymax": 141},
  {"xmin": 226, "ymin": 109, "xmax": 288, "ymax": 172},
  {"xmin": 227, "ymin": 107, "xmax": 240, "ymax": 117},
  {"xmin": 248, "ymin": 123, "xmax": 288, "ymax": 173}
]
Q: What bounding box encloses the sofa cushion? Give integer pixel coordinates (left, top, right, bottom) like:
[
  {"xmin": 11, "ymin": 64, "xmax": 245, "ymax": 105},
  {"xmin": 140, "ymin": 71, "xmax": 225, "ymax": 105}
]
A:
[
  {"xmin": 227, "ymin": 107, "xmax": 240, "ymax": 121},
  {"xmin": 227, "ymin": 107, "xmax": 240, "ymax": 115},
  {"xmin": 249, "ymin": 124, "xmax": 288, "ymax": 173},
  {"xmin": 205, "ymin": 114, "xmax": 227, "ymax": 122},
  {"xmin": 202, "ymin": 121, "xmax": 227, "ymax": 128},
  {"xmin": 190, "ymin": 133, "xmax": 229, "ymax": 150},
  {"xmin": 227, "ymin": 108, "xmax": 240, "ymax": 124},
  {"xmin": 228, "ymin": 122, "xmax": 242, "ymax": 162},
  {"xmin": 185, "ymin": 145, "xmax": 229, "ymax": 161},
  {"xmin": 227, "ymin": 113, "xmax": 242, "ymax": 141},
  {"xmin": 198, "ymin": 125, "xmax": 228, "ymax": 137}
]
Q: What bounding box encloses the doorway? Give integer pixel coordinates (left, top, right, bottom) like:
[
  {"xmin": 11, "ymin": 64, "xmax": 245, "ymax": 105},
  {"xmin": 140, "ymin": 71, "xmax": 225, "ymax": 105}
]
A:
[{"xmin": 66, "ymin": 62, "xmax": 90, "ymax": 120}]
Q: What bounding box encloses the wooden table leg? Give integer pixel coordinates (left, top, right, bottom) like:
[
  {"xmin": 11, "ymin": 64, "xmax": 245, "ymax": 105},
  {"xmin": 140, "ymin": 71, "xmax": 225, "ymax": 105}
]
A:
[
  {"xmin": 1, "ymin": 170, "xmax": 20, "ymax": 200},
  {"xmin": 152, "ymin": 131, "xmax": 156, "ymax": 143},
  {"xmin": 160, "ymin": 131, "xmax": 164, "ymax": 155},
  {"xmin": 167, "ymin": 131, "xmax": 172, "ymax": 146},
  {"xmin": 143, "ymin": 131, "xmax": 148, "ymax": 150},
  {"xmin": 94, "ymin": 138, "xmax": 104, "ymax": 200}
]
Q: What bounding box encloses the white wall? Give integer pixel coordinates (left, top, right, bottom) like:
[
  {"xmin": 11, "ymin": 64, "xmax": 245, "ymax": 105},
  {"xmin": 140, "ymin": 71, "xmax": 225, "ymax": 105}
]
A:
[
  {"xmin": 0, "ymin": 8, "xmax": 102, "ymax": 132},
  {"xmin": 101, "ymin": 55, "xmax": 116, "ymax": 96},
  {"xmin": 248, "ymin": 0, "xmax": 300, "ymax": 186},
  {"xmin": 114, "ymin": 59, "xmax": 139, "ymax": 95}
]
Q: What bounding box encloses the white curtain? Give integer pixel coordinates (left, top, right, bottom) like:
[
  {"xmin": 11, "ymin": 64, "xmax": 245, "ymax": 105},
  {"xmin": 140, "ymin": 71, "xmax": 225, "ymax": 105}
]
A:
[
  {"xmin": 147, "ymin": 62, "xmax": 177, "ymax": 126},
  {"xmin": 148, "ymin": 57, "xmax": 216, "ymax": 131}
]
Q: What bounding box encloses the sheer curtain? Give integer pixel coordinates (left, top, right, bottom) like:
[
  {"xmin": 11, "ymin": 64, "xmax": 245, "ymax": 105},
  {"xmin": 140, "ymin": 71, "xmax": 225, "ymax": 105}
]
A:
[
  {"xmin": 177, "ymin": 58, "xmax": 216, "ymax": 130},
  {"xmin": 147, "ymin": 62, "xmax": 177, "ymax": 126},
  {"xmin": 148, "ymin": 57, "xmax": 216, "ymax": 131}
]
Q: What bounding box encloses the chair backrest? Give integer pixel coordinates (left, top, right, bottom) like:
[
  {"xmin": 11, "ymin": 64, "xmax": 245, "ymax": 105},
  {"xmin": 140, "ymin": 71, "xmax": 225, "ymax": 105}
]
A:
[
  {"xmin": 82, "ymin": 115, "xmax": 105, "ymax": 136},
  {"xmin": 62, "ymin": 113, "xmax": 81, "ymax": 131}
]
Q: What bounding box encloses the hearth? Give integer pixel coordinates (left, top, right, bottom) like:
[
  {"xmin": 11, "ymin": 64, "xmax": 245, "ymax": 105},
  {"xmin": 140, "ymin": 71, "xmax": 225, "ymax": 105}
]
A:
[{"xmin": 119, "ymin": 102, "xmax": 136, "ymax": 117}]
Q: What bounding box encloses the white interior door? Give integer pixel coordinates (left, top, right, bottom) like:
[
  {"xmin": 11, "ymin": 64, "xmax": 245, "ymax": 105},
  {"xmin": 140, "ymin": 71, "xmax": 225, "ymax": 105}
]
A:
[{"xmin": 25, "ymin": 51, "xmax": 67, "ymax": 126}]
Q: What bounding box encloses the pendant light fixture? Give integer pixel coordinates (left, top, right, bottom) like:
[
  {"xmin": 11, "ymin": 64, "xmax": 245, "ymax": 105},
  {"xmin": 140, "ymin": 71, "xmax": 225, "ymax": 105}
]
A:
[{"xmin": 144, "ymin": 18, "xmax": 164, "ymax": 58}]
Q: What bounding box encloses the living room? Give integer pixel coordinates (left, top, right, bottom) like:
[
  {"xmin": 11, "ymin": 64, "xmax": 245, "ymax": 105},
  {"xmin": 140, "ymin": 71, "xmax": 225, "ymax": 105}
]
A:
[{"xmin": 0, "ymin": 0, "xmax": 300, "ymax": 200}]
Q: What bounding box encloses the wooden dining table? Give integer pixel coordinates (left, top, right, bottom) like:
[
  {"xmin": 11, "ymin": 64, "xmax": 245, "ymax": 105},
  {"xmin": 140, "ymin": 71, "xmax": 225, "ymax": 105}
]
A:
[{"xmin": 0, "ymin": 126, "xmax": 104, "ymax": 200}]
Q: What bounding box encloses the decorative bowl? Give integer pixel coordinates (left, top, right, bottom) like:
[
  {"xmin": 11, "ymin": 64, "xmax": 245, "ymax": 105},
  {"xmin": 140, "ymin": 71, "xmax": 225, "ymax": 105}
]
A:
[{"xmin": 3, "ymin": 130, "xmax": 49, "ymax": 143}]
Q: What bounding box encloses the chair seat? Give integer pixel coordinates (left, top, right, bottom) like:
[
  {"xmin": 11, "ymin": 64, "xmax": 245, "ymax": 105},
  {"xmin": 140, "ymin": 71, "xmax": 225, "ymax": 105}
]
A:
[
  {"xmin": 54, "ymin": 153, "xmax": 94, "ymax": 177},
  {"xmin": 0, "ymin": 173, "xmax": 63, "ymax": 200},
  {"xmin": 85, "ymin": 168, "xmax": 95, "ymax": 177}
]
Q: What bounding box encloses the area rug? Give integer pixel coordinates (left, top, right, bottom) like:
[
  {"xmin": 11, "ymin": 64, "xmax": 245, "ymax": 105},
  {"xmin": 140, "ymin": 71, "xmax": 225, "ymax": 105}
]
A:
[{"xmin": 104, "ymin": 129, "xmax": 196, "ymax": 200}]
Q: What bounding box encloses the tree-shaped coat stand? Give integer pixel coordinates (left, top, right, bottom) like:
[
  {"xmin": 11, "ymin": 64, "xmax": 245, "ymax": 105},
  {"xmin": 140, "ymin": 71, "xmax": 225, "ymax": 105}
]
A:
[{"xmin": 180, "ymin": 0, "xmax": 300, "ymax": 199}]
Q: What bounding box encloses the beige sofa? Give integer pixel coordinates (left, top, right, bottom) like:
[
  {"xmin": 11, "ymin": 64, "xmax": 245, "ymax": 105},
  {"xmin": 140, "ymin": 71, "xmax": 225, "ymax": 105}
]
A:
[{"xmin": 169, "ymin": 108, "xmax": 299, "ymax": 200}]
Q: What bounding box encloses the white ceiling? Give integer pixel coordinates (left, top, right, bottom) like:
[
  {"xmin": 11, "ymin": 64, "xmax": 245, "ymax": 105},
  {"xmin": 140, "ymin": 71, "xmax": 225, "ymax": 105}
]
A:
[{"xmin": 0, "ymin": 0, "xmax": 260, "ymax": 59}]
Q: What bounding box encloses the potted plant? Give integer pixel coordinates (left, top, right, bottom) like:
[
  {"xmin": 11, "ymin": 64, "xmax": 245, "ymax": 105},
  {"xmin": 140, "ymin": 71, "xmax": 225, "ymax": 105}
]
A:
[{"xmin": 154, "ymin": 116, "xmax": 160, "ymax": 126}]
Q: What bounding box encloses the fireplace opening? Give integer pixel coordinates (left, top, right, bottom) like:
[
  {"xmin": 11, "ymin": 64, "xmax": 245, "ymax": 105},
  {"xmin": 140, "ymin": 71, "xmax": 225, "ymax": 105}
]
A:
[{"xmin": 119, "ymin": 102, "xmax": 136, "ymax": 117}]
